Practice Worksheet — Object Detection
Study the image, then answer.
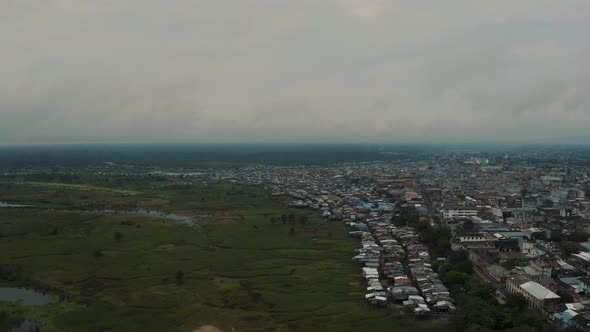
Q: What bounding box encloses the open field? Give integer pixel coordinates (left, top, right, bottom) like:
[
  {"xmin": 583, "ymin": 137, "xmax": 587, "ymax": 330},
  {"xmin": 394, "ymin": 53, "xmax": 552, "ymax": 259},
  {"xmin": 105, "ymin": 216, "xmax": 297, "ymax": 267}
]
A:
[
  {"xmin": 0, "ymin": 177, "xmax": 449, "ymax": 331},
  {"xmin": 24, "ymin": 181, "xmax": 141, "ymax": 195}
]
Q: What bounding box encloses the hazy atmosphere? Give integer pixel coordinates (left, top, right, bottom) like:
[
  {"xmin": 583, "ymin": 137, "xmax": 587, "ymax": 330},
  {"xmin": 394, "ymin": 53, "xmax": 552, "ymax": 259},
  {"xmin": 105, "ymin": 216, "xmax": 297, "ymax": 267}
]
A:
[{"xmin": 1, "ymin": 0, "xmax": 590, "ymax": 144}]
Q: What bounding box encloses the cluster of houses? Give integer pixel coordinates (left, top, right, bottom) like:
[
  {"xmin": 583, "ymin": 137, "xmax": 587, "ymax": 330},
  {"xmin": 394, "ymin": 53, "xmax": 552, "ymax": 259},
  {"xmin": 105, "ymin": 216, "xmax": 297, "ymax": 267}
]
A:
[
  {"xmin": 395, "ymin": 226, "xmax": 455, "ymax": 314},
  {"xmin": 354, "ymin": 229, "xmax": 388, "ymax": 306},
  {"xmin": 351, "ymin": 220, "xmax": 455, "ymax": 315}
]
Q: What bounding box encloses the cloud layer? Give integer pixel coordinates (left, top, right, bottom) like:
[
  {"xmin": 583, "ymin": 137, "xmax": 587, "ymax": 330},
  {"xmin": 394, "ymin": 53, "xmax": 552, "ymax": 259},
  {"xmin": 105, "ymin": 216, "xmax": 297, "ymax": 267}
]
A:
[{"xmin": 1, "ymin": 0, "xmax": 589, "ymax": 144}]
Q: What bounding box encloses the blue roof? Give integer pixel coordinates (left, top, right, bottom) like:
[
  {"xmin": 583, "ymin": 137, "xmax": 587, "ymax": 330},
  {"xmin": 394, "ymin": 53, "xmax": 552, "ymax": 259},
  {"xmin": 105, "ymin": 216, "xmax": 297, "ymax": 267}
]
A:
[{"xmin": 356, "ymin": 200, "xmax": 389, "ymax": 212}]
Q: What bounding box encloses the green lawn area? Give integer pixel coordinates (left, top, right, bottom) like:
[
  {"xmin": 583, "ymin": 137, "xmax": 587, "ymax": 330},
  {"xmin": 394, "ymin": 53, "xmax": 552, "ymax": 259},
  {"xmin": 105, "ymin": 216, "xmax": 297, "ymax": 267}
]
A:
[
  {"xmin": 24, "ymin": 181, "xmax": 141, "ymax": 195},
  {"xmin": 0, "ymin": 180, "xmax": 449, "ymax": 332}
]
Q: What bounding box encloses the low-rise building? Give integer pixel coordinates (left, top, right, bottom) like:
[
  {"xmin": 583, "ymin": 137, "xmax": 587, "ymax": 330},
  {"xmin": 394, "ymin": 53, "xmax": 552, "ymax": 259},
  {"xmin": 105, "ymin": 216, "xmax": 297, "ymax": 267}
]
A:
[
  {"xmin": 506, "ymin": 277, "xmax": 561, "ymax": 310},
  {"xmin": 441, "ymin": 207, "xmax": 477, "ymax": 220}
]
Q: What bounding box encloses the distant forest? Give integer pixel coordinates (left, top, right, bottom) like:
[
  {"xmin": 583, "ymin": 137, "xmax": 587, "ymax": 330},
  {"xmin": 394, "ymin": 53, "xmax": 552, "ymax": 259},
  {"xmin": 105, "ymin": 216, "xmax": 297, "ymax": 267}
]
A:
[{"xmin": 0, "ymin": 144, "xmax": 588, "ymax": 168}]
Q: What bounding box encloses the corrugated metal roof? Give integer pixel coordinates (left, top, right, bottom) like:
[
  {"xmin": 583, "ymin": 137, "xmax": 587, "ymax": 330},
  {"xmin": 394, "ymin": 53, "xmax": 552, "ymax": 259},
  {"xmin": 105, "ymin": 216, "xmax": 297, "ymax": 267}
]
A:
[{"xmin": 520, "ymin": 281, "xmax": 560, "ymax": 300}]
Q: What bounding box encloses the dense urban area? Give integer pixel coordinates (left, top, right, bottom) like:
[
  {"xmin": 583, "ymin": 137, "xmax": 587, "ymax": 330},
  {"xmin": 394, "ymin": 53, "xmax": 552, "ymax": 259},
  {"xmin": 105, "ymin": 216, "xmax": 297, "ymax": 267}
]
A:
[
  {"xmin": 3, "ymin": 147, "xmax": 590, "ymax": 331},
  {"xmin": 199, "ymin": 151, "xmax": 590, "ymax": 330},
  {"xmin": 165, "ymin": 150, "xmax": 590, "ymax": 330}
]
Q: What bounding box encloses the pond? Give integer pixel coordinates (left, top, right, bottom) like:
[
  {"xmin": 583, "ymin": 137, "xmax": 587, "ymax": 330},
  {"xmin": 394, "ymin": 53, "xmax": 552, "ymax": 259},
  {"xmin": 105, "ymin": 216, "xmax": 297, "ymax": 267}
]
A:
[
  {"xmin": 11, "ymin": 320, "xmax": 42, "ymax": 332},
  {"xmin": 0, "ymin": 287, "xmax": 54, "ymax": 306},
  {"xmin": 96, "ymin": 209, "xmax": 193, "ymax": 225},
  {"xmin": 135, "ymin": 209, "xmax": 193, "ymax": 224},
  {"xmin": 0, "ymin": 202, "xmax": 31, "ymax": 208}
]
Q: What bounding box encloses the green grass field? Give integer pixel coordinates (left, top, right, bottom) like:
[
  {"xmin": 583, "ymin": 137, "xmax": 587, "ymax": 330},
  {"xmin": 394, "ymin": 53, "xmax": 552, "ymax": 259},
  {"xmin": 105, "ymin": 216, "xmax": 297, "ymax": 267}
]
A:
[
  {"xmin": 0, "ymin": 178, "xmax": 449, "ymax": 331},
  {"xmin": 24, "ymin": 181, "xmax": 141, "ymax": 195}
]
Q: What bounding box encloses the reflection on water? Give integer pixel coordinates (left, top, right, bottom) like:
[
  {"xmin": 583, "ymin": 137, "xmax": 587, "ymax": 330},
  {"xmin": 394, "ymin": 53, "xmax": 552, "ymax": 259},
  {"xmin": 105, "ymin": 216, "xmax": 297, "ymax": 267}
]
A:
[
  {"xmin": 96, "ymin": 209, "xmax": 193, "ymax": 225},
  {"xmin": 11, "ymin": 320, "xmax": 42, "ymax": 332},
  {"xmin": 0, "ymin": 287, "xmax": 54, "ymax": 306},
  {"xmin": 0, "ymin": 202, "xmax": 31, "ymax": 208},
  {"xmin": 134, "ymin": 209, "xmax": 193, "ymax": 224}
]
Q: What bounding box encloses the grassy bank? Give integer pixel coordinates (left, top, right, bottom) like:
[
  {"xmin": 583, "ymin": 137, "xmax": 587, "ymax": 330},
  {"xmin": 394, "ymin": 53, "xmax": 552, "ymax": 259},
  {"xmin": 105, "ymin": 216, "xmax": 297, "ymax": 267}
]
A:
[{"xmin": 0, "ymin": 179, "xmax": 444, "ymax": 331}]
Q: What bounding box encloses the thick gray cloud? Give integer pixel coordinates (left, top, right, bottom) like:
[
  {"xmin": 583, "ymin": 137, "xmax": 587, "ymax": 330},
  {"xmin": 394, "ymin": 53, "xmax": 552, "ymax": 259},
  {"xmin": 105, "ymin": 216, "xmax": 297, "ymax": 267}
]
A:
[{"xmin": 1, "ymin": 0, "xmax": 589, "ymax": 144}]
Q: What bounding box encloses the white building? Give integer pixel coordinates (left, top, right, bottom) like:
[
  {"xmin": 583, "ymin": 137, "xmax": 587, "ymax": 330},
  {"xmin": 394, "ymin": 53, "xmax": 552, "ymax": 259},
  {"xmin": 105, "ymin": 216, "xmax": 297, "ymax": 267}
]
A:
[
  {"xmin": 441, "ymin": 207, "xmax": 477, "ymax": 220},
  {"xmin": 506, "ymin": 278, "xmax": 560, "ymax": 309}
]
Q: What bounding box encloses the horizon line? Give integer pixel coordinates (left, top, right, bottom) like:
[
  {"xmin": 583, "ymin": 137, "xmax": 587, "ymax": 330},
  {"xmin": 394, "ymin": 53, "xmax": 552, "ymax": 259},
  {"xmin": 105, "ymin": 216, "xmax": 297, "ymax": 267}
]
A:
[{"xmin": 1, "ymin": 142, "xmax": 589, "ymax": 147}]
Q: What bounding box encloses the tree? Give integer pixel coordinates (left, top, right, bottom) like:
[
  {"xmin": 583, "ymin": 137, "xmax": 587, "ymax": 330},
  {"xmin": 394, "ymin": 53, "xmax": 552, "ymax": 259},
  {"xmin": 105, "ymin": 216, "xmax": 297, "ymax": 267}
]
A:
[
  {"xmin": 462, "ymin": 219, "xmax": 475, "ymax": 232},
  {"xmin": 569, "ymin": 232, "xmax": 590, "ymax": 242},
  {"xmin": 467, "ymin": 279, "xmax": 495, "ymax": 300},
  {"xmin": 391, "ymin": 215, "xmax": 405, "ymax": 227},
  {"xmin": 533, "ymin": 232, "xmax": 548, "ymax": 241},
  {"xmin": 561, "ymin": 241, "xmax": 581, "ymax": 255},
  {"xmin": 403, "ymin": 209, "xmax": 420, "ymax": 226},
  {"xmin": 563, "ymin": 327, "xmax": 586, "ymax": 332},
  {"xmin": 435, "ymin": 236, "xmax": 451, "ymax": 257},
  {"xmin": 298, "ymin": 215, "xmax": 308, "ymax": 225},
  {"xmin": 505, "ymin": 293, "xmax": 528, "ymax": 310},
  {"xmin": 463, "ymin": 324, "xmax": 493, "ymax": 332},
  {"xmin": 114, "ymin": 232, "xmax": 124, "ymax": 242},
  {"xmin": 270, "ymin": 217, "xmax": 276, "ymax": 224},
  {"xmin": 92, "ymin": 249, "xmax": 103, "ymax": 258},
  {"xmin": 289, "ymin": 227, "xmax": 295, "ymax": 236},
  {"xmin": 444, "ymin": 271, "xmax": 470, "ymax": 286},
  {"xmin": 175, "ymin": 270, "xmax": 185, "ymax": 283},
  {"xmin": 556, "ymin": 290, "xmax": 574, "ymax": 303},
  {"xmin": 446, "ymin": 251, "xmax": 473, "ymax": 274}
]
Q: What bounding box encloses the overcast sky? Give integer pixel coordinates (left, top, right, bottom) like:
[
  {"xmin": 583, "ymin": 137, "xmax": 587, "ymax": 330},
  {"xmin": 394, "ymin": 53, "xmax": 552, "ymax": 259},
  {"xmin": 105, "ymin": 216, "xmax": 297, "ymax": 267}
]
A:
[{"xmin": 1, "ymin": 0, "xmax": 589, "ymax": 144}]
